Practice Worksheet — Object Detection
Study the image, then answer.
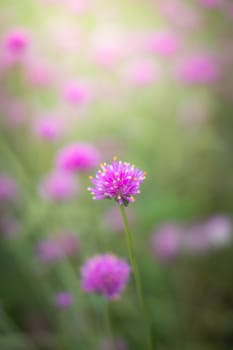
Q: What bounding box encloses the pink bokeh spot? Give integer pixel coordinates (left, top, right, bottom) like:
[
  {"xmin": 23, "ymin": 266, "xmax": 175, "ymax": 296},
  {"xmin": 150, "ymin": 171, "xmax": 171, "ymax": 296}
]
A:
[
  {"xmin": 177, "ymin": 54, "xmax": 220, "ymax": 85},
  {"xmin": 147, "ymin": 31, "xmax": 180, "ymax": 57},
  {"xmin": 63, "ymin": 81, "xmax": 91, "ymax": 105}
]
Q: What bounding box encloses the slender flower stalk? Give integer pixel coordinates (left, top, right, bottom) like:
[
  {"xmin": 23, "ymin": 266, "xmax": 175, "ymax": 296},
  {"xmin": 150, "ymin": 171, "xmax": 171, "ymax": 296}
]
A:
[
  {"xmin": 88, "ymin": 157, "xmax": 153, "ymax": 349},
  {"xmin": 106, "ymin": 301, "xmax": 116, "ymax": 350},
  {"xmin": 119, "ymin": 205, "xmax": 153, "ymax": 350}
]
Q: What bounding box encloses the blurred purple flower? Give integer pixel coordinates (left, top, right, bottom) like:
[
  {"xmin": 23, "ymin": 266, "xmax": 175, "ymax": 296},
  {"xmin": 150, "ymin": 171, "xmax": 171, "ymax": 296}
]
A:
[
  {"xmin": 204, "ymin": 215, "xmax": 232, "ymax": 247},
  {"xmin": 37, "ymin": 231, "xmax": 79, "ymax": 262},
  {"xmin": 198, "ymin": 0, "xmax": 223, "ymax": 8},
  {"xmin": 0, "ymin": 174, "xmax": 19, "ymax": 203},
  {"xmin": 152, "ymin": 223, "xmax": 182, "ymax": 263},
  {"xmin": 88, "ymin": 157, "xmax": 146, "ymax": 205},
  {"xmin": 54, "ymin": 292, "xmax": 73, "ymax": 308},
  {"xmin": 124, "ymin": 59, "xmax": 159, "ymax": 86},
  {"xmin": 3, "ymin": 28, "xmax": 29, "ymax": 55},
  {"xmin": 91, "ymin": 28, "xmax": 126, "ymax": 68},
  {"xmin": 177, "ymin": 53, "xmax": 220, "ymax": 85},
  {"xmin": 160, "ymin": 0, "xmax": 201, "ymax": 30},
  {"xmin": 25, "ymin": 59, "xmax": 54, "ymax": 88},
  {"xmin": 147, "ymin": 31, "xmax": 180, "ymax": 57},
  {"xmin": 34, "ymin": 115, "xmax": 63, "ymax": 141},
  {"xmin": 56, "ymin": 143, "xmax": 100, "ymax": 172},
  {"xmin": 39, "ymin": 170, "xmax": 79, "ymax": 202},
  {"xmin": 183, "ymin": 224, "xmax": 211, "ymax": 253},
  {"xmin": 2, "ymin": 28, "xmax": 29, "ymax": 67},
  {"xmin": 63, "ymin": 81, "xmax": 91, "ymax": 105},
  {"xmin": 81, "ymin": 254, "xmax": 131, "ymax": 299}
]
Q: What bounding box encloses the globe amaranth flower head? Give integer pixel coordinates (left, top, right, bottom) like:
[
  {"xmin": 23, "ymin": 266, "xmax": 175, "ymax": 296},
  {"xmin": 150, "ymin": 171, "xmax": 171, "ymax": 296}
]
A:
[
  {"xmin": 56, "ymin": 143, "xmax": 100, "ymax": 172},
  {"xmin": 88, "ymin": 157, "xmax": 146, "ymax": 206},
  {"xmin": 81, "ymin": 254, "xmax": 131, "ymax": 299}
]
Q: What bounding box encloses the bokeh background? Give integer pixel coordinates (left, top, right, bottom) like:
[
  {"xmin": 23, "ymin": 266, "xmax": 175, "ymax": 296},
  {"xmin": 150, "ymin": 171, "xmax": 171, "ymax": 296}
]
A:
[{"xmin": 0, "ymin": 0, "xmax": 233, "ymax": 349}]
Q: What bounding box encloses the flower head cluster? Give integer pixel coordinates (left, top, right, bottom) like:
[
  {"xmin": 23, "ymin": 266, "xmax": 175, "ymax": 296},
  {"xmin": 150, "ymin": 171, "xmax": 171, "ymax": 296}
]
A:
[
  {"xmin": 4, "ymin": 28, "xmax": 29, "ymax": 55},
  {"xmin": 56, "ymin": 143, "xmax": 100, "ymax": 172},
  {"xmin": 81, "ymin": 254, "xmax": 131, "ymax": 299},
  {"xmin": 88, "ymin": 157, "xmax": 146, "ymax": 206}
]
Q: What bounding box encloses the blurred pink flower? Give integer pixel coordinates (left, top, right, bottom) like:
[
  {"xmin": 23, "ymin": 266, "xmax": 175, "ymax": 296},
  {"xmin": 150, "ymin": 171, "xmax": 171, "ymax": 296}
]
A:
[
  {"xmin": 91, "ymin": 27, "xmax": 127, "ymax": 68},
  {"xmin": 39, "ymin": 170, "xmax": 79, "ymax": 202},
  {"xmin": 124, "ymin": 59, "xmax": 159, "ymax": 86},
  {"xmin": 146, "ymin": 31, "xmax": 180, "ymax": 57},
  {"xmin": 54, "ymin": 292, "xmax": 73, "ymax": 308},
  {"xmin": 159, "ymin": 0, "xmax": 201, "ymax": 30},
  {"xmin": 37, "ymin": 231, "xmax": 79, "ymax": 262},
  {"xmin": 2, "ymin": 28, "xmax": 29, "ymax": 66},
  {"xmin": 183, "ymin": 224, "xmax": 211, "ymax": 253},
  {"xmin": 3, "ymin": 28, "xmax": 29, "ymax": 54},
  {"xmin": 204, "ymin": 215, "xmax": 232, "ymax": 247},
  {"xmin": 56, "ymin": 143, "xmax": 100, "ymax": 172},
  {"xmin": 152, "ymin": 223, "xmax": 182, "ymax": 263},
  {"xmin": 176, "ymin": 53, "xmax": 220, "ymax": 85},
  {"xmin": 63, "ymin": 81, "xmax": 91, "ymax": 105},
  {"xmin": 0, "ymin": 174, "xmax": 19, "ymax": 203},
  {"xmin": 34, "ymin": 115, "xmax": 63, "ymax": 141},
  {"xmin": 198, "ymin": 0, "xmax": 223, "ymax": 8},
  {"xmin": 25, "ymin": 59, "xmax": 54, "ymax": 88},
  {"xmin": 62, "ymin": 0, "xmax": 89, "ymax": 14}
]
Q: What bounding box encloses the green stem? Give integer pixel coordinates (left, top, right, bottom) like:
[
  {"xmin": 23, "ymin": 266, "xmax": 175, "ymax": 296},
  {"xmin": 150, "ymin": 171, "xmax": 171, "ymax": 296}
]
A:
[
  {"xmin": 105, "ymin": 302, "xmax": 116, "ymax": 350},
  {"xmin": 119, "ymin": 205, "xmax": 153, "ymax": 350}
]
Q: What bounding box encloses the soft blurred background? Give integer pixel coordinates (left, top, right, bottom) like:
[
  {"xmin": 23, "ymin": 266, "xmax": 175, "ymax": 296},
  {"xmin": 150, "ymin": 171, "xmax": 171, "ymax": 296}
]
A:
[{"xmin": 0, "ymin": 0, "xmax": 233, "ymax": 349}]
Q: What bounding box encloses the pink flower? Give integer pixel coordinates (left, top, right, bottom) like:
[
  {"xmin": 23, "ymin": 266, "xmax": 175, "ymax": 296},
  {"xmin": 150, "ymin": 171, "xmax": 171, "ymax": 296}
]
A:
[
  {"xmin": 176, "ymin": 53, "xmax": 220, "ymax": 85},
  {"xmin": 34, "ymin": 115, "xmax": 63, "ymax": 141},
  {"xmin": 124, "ymin": 59, "xmax": 159, "ymax": 86},
  {"xmin": 56, "ymin": 143, "xmax": 100, "ymax": 172},
  {"xmin": 54, "ymin": 292, "xmax": 73, "ymax": 308},
  {"xmin": 88, "ymin": 158, "xmax": 146, "ymax": 205},
  {"xmin": 198, "ymin": 0, "xmax": 223, "ymax": 8},
  {"xmin": 63, "ymin": 81, "xmax": 91, "ymax": 105},
  {"xmin": 147, "ymin": 31, "xmax": 180, "ymax": 57},
  {"xmin": 183, "ymin": 224, "xmax": 211, "ymax": 253},
  {"xmin": 91, "ymin": 27, "xmax": 127, "ymax": 68},
  {"xmin": 2, "ymin": 28, "xmax": 29, "ymax": 66},
  {"xmin": 204, "ymin": 215, "xmax": 232, "ymax": 247},
  {"xmin": 39, "ymin": 170, "xmax": 79, "ymax": 202},
  {"xmin": 25, "ymin": 59, "xmax": 54, "ymax": 88},
  {"xmin": 152, "ymin": 223, "xmax": 182, "ymax": 263},
  {"xmin": 3, "ymin": 28, "xmax": 29, "ymax": 54},
  {"xmin": 159, "ymin": 0, "xmax": 201, "ymax": 30},
  {"xmin": 81, "ymin": 254, "xmax": 131, "ymax": 299}
]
